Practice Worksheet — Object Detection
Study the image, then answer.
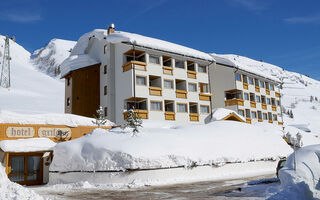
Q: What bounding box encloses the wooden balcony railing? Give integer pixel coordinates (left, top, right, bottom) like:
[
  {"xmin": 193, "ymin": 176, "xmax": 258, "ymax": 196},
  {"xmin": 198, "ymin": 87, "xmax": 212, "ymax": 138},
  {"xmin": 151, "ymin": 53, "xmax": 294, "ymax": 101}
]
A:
[
  {"xmin": 187, "ymin": 70, "xmax": 197, "ymax": 79},
  {"xmin": 272, "ymin": 105, "xmax": 277, "ymax": 111},
  {"xmin": 149, "ymin": 87, "xmax": 162, "ymax": 96},
  {"xmin": 278, "ymin": 122, "xmax": 284, "ymax": 125},
  {"xmin": 189, "ymin": 113, "xmax": 199, "ymax": 121},
  {"xmin": 165, "ymin": 112, "xmax": 175, "ymax": 120},
  {"xmin": 268, "ymin": 120, "xmax": 273, "ymax": 123},
  {"xmin": 199, "ymin": 93, "xmax": 212, "ymax": 101},
  {"xmin": 258, "ymin": 119, "xmax": 263, "ymax": 122},
  {"xmin": 266, "ymin": 89, "xmax": 270, "ymax": 95},
  {"xmin": 123, "ymin": 61, "xmax": 147, "ymax": 72},
  {"xmin": 246, "ymin": 118, "xmax": 252, "ymax": 124},
  {"xmin": 262, "ymin": 103, "xmax": 267, "ymax": 110},
  {"xmin": 176, "ymin": 90, "xmax": 187, "ymax": 99},
  {"xmin": 275, "ymin": 92, "xmax": 281, "ymax": 97},
  {"xmin": 255, "ymin": 86, "xmax": 260, "ymax": 93},
  {"xmin": 225, "ymin": 99, "xmax": 244, "ymax": 106},
  {"xmin": 250, "ymin": 101, "xmax": 256, "ymax": 108},
  {"xmin": 243, "ymin": 83, "xmax": 248, "ymax": 90},
  {"xmin": 123, "ymin": 109, "xmax": 148, "ymax": 120},
  {"xmin": 163, "ymin": 66, "xmax": 173, "ymax": 75}
]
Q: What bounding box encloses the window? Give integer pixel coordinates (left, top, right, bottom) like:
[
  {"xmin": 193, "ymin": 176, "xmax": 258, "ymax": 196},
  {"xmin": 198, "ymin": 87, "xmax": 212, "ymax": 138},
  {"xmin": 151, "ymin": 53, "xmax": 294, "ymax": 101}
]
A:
[
  {"xmin": 242, "ymin": 75, "xmax": 248, "ymax": 83},
  {"xmin": 248, "ymin": 77, "xmax": 254, "ymax": 85},
  {"xmin": 267, "ymin": 98, "xmax": 271, "ymax": 104},
  {"xmin": 244, "ymin": 93, "xmax": 249, "ymax": 100},
  {"xmin": 163, "ymin": 57, "xmax": 172, "ymax": 67},
  {"xmin": 238, "ymin": 109, "xmax": 244, "ymax": 117},
  {"xmin": 273, "ymin": 114, "xmax": 278, "ymax": 121},
  {"xmin": 149, "ymin": 55, "xmax": 160, "ymax": 64},
  {"xmin": 104, "ymin": 86, "xmax": 107, "ymax": 95},
  {"xmin": 255, "ymin": 96, "xmax": 261, "ymax": 103},
  {"xmin": 263, "ymin": 113, "xmax": 268, "ymax": 120},
  {"xmin": 200, "ymin": 105, "xmax": 209, "ymax": 114},
  {"xmin": 175, "ymin": 60, "xmax": 185, "ymax": 69},
  {"xmin": 245, "ymin": 109, "xmax": 251, "ymax": 118},
  {"xmin": 235, "ymin": 74, "xmax": 241, "ymax": 81},
  {"xmin": 270, "ymin": 84, "xmax": 274, "ymax": 91},
  {"xmin": 136, "ymin": 76, "xmax": 146, "ymax": 85},
  {"xmin": 188, "ymin": 83, "xmax": 197, "ymax": 92},
  {"xmin": 164, "ymin": 79, "xmax": 173, "ymax": 89},
  {"xmin": 103, "ymin": 65, "xmax": 107, "ymax": 74},
  {"xmin": 259, "ymin": 81, "xmax": 265, "ymax": 88},
  {"xmin": 67, "ymin": 77, "xmax": 71, "ymax": 86},
  {"xmin": 67, "ymin": 97, "xmax": 70, "ymax": 106},
  {"xmin": 104, "ymin": 107, "xmax": 107, "ymax": 117},
  {"xmin": 258, "ymin": 111, "xmax": 262, "ymax": 119},
  {"xmin": 251, "ymin": 111, "xmax": 257, "ymax": 118},
  {"xmin": 198, "ymin": 65, "xmax": 207, "ymax": 73},
  {"xmin": 276, "ymin": 100, "xmax": 280, "ymax": 106},
  {"xmin": 199, "ymin": 83, "xmax": 209, "ymax": 93},
  {"xmin": 151, "ymin": 101, "xmax": 162, "ymax": 111},
  {"xmin": 177, "ymin": 103, "xmax": 187, "ymax": 112}
]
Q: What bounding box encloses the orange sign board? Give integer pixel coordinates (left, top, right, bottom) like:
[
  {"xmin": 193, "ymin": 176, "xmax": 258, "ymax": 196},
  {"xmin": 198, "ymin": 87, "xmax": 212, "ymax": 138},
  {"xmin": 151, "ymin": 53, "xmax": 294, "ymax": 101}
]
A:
[
  {"xmin": 38, "ymin": 127, "xmax": 72, "ymax": 139},
  {"xmin": 6, "ymin": 127, "xmax": 35, "ymax": 138}
]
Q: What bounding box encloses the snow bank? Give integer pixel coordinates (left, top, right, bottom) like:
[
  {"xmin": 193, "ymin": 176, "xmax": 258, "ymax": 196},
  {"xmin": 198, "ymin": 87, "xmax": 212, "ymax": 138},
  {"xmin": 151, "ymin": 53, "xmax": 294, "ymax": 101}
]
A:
[
  {"xmin": 51, "ymin": 120, "xmax": 292, "ymax": 172},
  {"xmin": 268, "ymin": 145, "xmax": 320, "ymax": 200},
  {"xmin": 0, "ymin": 138, "xmax": 56, "ymax": 152},
  {"xmin": 211, "ymin": 108, "xmax": 245, "ymax": 121},
  {"xmin": 0, "ymin": 111, "xmax": 114, "ymax": 127},
  {"xmin": 0, "ymin": 165, "xmax": 43, "ymax": 200}
]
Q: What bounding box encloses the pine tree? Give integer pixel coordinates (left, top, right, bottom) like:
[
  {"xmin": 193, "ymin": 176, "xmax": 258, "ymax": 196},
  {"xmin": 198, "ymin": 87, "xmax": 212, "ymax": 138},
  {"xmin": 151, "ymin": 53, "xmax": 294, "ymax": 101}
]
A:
[
  {"xmin": 125, "ymin": 109, "xmax": 142, "ymax": 135},
  {"xmin": 92, "ymin": 106, "xmax": 108, "ymax": 127},
  {"xmin": 289, "ymin": 110, "xmax": 294, "ymax": 118}
]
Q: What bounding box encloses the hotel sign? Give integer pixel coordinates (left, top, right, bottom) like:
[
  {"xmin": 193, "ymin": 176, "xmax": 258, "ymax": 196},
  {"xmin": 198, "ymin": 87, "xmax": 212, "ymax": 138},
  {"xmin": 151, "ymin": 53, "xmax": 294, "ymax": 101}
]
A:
[
  {"xmin": 38, "ymin": 127, "xmax": 72, "ymax": 139},
  {"xmin": 6, "ymin": 127, "xmax": 35, "ymax": 138}
]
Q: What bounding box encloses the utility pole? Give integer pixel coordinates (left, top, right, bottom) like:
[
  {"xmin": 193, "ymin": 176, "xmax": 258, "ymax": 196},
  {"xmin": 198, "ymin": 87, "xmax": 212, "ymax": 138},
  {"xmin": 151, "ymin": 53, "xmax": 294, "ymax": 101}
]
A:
[{"xmin": 0, "ymin": 36, "xmax": 11, "ymax": 88}]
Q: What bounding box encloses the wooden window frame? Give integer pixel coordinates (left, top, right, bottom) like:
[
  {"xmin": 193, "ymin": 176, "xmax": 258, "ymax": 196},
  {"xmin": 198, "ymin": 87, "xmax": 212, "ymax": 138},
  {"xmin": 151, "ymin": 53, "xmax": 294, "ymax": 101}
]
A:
[
  {"xmin": 263, "ymin": 113, "xmax": 268, "ymax": 120},
  {"xmin": 248, "ymin": 77, "xmax": 254, "ymax": 85},
  {"xmin": 255, "ymin": 95, "xmax": 261, "ymax": 103},
  {"xmin": 188, "ymin": 82, "xmax": 197, "ymax": 92},
  {"xmin": 200, "ymin": 105, "xmax": 209, "ymax": 114},
  {"xmin": 251, "ymin": 111, "xmax": 257, "ymax": 119},
  {"xmin": 163, "ymin": 79, "xmax": 174, "ymax": 89},
  {"xmin": 150, "ymin": 100, "xmax": 163, "ymax": 111},
  {"xmin": 238, "ymin": 109, "xmax": 245, "ymax": 117},
  {"xmin": 136, "ymin": 75, "xmax": 147, "ymax": 86},
  {"xmin": 177, "ymin": 103, "xmax": 188, "ymax": 113},
  {"xmin": 244, "ymin": 93, "xmax": 249, "ymax": 100}
]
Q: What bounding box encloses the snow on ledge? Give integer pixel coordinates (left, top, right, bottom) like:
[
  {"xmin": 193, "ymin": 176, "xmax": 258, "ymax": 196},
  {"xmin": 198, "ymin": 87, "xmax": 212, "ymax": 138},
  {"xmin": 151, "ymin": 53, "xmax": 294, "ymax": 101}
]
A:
[
  {"xmin": 0, "ymin": 138, "xmax": 56, "ymax": 152},
  {"xmin": 60, "ymin": 54, "xmax": 99, "ymax": 77}
]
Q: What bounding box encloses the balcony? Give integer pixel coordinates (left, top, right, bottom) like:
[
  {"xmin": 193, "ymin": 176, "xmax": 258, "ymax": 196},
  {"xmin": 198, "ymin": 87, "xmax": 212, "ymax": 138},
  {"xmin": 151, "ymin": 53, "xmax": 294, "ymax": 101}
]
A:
[
  {"xmin": 268, "ymin": 120, "xmax": 273, "ymax": 124},
  {"xmin": 123, "ymin": 109, "xmax": 148, "ymax": 120},
  {"xmin": 187, "ymin": 70, "xmax": 197, "ymax": 79},
  {"xmin": 262, "ymin": 103, "xmax": 267, "ymax": 110},
  {"xmin": 266, "ymin": 89, "xmax": 270, "ymax": 95},
  {"xmin": 149, "ymin": 87, "xmax": 162, "ymax": 96},
  {"xmin": 199, "ymin": 93, "xmax": 211, "ymax": 101},
  {"xmin": 189, "ymin": 113, "xmax": 199, "ymax": 121},
  {"xmin": 258, "ymin": 119, "xmax": 263, "ymax": 122},
  {"xmin": 163, "ymin": 66, "xmax": 173, "ymax": 75},
  {"xmin": 272, "ymin": 105, "xmax": 277, "ymax": 111},
  {"xmin": 176, "ymin": 90, "xmax": 187, "ymax": 98},
  {"xmin": 246, "ymin": 118, "xmax": 252, "ymax": 124},
  {"xmin": 278, "ymin": 122, "xmax": 284, "ymax": 125},
  {"xmin": 165, "ymin": 112, "xmax": 175, "ymax": 120},
  {"xmin": 225, "ymin": 99, "xmax": 244, "ymax": 106},
  {"xmin": 275, "ymin": 92, "xmax": 280, "ymax": 97},
  {"xmin": 255, "ymin": 86, "xmax": 260, "ymax": 93},
  {"xmin": 123, "ymin": 61, "xmax": 147, "ymax": 72},
  {"xmin": 243, "ymin": 83, "xmax": 248, "ymax": 90},
  {"xmin": 250, "ymin": 101, "xmax": 256, "ymax": 108}
]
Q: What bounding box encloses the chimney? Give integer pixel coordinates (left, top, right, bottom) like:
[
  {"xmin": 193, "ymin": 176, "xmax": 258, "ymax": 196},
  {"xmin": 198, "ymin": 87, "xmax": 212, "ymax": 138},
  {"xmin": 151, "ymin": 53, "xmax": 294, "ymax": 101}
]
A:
[{"xmin": 108, "ymin": 24, "xmax": 115, "ymax": 34}]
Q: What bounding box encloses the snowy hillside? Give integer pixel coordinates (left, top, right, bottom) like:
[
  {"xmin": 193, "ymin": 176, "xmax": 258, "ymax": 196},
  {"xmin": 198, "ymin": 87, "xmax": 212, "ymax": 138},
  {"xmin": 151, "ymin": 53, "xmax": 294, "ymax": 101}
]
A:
[
  {"xmin": 31, "ymin": 39, "xmax": 76, "ymax": 77},
  {"xmin": 0, "ymin": 35, "xmax": 64, "ymax": 114},
  {"xmin": 214, "ymin": 54, "xmax": 320, "ymax": 135}
]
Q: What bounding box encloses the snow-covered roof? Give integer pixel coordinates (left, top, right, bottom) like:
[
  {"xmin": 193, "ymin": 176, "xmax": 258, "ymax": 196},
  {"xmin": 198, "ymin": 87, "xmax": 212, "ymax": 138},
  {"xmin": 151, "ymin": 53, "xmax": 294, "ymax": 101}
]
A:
[
  {"xmin": 61, "ymin": 29, "xmax": 214, "ymax": 77},
  {"xmin": 211, "ymin": 53, "xmax": 280, "ymax": 83},
  {"xmin": 0, "ymin": 138, "xmax": 56, "ymax": 152},
  {"xmin": 0, "ymin": 111, "xmax": 115, "ymax": 127},
  {"xmin": 211, "ymin": 108, "xmax": 245, "ymax": 122}
]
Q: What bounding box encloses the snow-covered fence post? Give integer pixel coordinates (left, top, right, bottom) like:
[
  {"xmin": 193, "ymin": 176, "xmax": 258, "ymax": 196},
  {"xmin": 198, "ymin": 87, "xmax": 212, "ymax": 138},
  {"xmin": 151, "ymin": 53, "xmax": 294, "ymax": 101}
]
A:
[{"xmin": 92, "ymin": 106, "xmax": 108, "ymax": 127}]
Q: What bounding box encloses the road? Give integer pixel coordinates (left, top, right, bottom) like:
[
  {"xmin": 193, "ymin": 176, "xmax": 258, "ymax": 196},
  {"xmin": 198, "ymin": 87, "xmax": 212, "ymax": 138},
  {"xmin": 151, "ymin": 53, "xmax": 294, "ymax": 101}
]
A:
[{"xmin": 31, "ymin": 175, "xmax": 279, "ymax": 200}]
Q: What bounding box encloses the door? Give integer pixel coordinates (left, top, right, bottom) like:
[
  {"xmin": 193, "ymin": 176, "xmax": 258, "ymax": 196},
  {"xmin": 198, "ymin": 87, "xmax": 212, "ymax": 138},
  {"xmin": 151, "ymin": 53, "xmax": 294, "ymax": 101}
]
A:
[{"xmin": 8, "ymin": 154, "xmax": 43, "ymax": 185}]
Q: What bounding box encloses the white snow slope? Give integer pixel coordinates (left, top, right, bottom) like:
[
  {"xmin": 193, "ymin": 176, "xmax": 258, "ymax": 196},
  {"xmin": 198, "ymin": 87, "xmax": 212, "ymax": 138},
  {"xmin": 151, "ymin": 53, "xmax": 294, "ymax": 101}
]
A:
[
  {"xmin": 0, "ymin": 35, "xmax": 64, "ymax": 114},
  {"xmin": 32, "ymin": 38, "xmax": 76, "ymax": 77}
]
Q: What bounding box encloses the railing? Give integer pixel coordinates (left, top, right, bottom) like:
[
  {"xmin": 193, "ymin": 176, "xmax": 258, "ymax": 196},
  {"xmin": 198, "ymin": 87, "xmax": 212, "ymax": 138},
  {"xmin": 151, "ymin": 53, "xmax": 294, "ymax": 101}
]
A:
[
  {"xmin": 250, "ymin": 101, "xmax": 256, "ymax": 108},
  {"xmin": 246, "ymin": 118, "xmax": 252, "ymax": 124},
  {"xmin": 262, "ymin": 103, "xmax": 267, "ymax": 110},
  {"xmin": 187, "ymin": 70, "xmax": 197, "ymax": 79},
  {"xmin": 278, "ymin": 122, "xmax": 284, "ymax": 125},
  {"xmin": 163, "ymin": 66, "xmax": 173, "ymax": 75},
  {"xmin": 243, "ymin": 83, "xmax": 248, "ymax": 90},
  {"xmin": 149, "ymin": 87, "xmax": 162, "ymax": 96},
  {"xmin": 255, "ymin": 86, "xmax": 260, "ymax": 93},
  {"xmin": 122, "ymin": 61, "xmax": 147, "ymax": 72},
  {"xmin": 272, "ymin": 105, "xmax": 277, "ymax": 111},
  {"xmin": 268, "ymin": 120, "xmax": 273, "ymax": 123},
  {"xmin": 258, "ymin": 119, "xmax": 263, "ymax": 122},
  {"xmin": 165, "ymin": 112, "xmax": 175, "ymax": 120},
  {"xmin": 123, "ymin": 109, "xmax": 148, "ymax": 120},
  {"xmin": 225, "ymin": 99, "xmax": 244, "ymax": 106},
  {"xmin": 176, "ymin": 90, "xmax": 187, "ymax": 99},
  {"xmin": 189, "ymin": 113, "xmax": 199, "ymax": 121},
  {"xmin": 266, "ymin": 89, "xmax": 270, "ymax": 95},
  {"xmin": 275, "ymin": 92, "xmax": 280, "ymax": 97},
  {"xmin": 199, "ymin": 93, "xmax": 211, "ymax": 101}
]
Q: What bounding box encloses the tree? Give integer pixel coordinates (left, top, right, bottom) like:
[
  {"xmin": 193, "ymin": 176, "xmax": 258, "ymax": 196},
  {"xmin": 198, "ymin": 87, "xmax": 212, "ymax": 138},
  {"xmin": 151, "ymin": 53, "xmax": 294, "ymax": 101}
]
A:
[
  {"xmin": 125, "ymin": 108, "xmax": 142, "ymax": 135},
  {"xmin": 92, "ymin": 106, "xmax": 108, "ymax": 127},
  {"xmin": 315, "ymin": 97, "xmax": 318, "ymax": 101},
  {"xmin": 289, "ymin": 110, "xmax": 294, "ymax": 118},
  {"xmin": 310, "ymin": 96, "xmax": 314, "ymax": 102}
]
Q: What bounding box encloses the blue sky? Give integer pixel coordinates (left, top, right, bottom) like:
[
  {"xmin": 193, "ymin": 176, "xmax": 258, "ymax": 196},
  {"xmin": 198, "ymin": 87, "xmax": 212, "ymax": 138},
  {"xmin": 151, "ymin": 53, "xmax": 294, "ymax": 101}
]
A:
[{"xmin": 1, "ymin": 0, "xmax": 320, "ymax": 80}]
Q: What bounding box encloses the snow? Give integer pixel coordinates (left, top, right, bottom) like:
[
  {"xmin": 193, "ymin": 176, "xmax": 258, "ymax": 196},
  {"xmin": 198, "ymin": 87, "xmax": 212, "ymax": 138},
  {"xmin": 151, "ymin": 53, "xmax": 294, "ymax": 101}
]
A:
[
  {"xmin": 0, "ymin": 35, "xmax": 64, "ymax": 114},
  {"xmin": 211, "ymin": 108, "xmax": 245, "ymax": 121},
  {"xmin": 268, "ymin": 144, "xmax": 320, "ymax": 199},
  {"xmin": 32, "ymin": 38, "xmax": 76, "ymax": 77},
  {"xmin": 0, "ymin": 111, "xmax": 115, "ymax": 127},
  {"xmin": 0, "ymin": 165, "xmax": 43, "ymax": 200},
  {"xmin": 60, "ymin": 54, "xmax": 99, "ymax": 77},
  {"xmin": 0, "ymin": 138, "xmax": 55, "ymax": 152},
  {"xmin": 50, "ymin": 120, "xmax": 292, "ymax": 172}
]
